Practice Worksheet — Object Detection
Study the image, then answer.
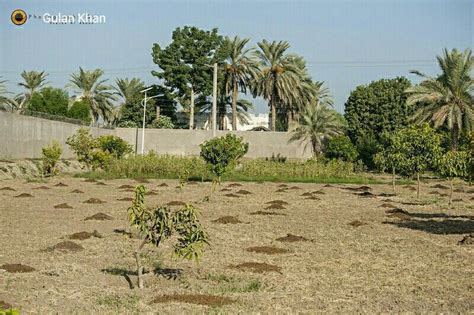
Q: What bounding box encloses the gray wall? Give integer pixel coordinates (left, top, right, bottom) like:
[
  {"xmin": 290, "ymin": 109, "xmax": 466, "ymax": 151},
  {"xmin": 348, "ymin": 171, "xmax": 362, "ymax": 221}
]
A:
[{"xmin": 0, "ymin": 112, "xmax": 311, "ymax": 159}]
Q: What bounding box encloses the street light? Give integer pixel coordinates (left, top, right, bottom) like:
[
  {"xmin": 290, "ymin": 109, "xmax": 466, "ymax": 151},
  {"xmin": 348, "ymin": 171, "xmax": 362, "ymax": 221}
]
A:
[{"xmin": 140, "ymin": 87, "xmax": 153, "ymax": 155}]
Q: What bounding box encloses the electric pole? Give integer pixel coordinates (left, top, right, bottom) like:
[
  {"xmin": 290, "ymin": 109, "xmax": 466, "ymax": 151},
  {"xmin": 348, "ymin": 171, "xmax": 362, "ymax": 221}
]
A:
[{"xmin": 212, "ymin": 62, "xmax": 217, "ymax": 137}]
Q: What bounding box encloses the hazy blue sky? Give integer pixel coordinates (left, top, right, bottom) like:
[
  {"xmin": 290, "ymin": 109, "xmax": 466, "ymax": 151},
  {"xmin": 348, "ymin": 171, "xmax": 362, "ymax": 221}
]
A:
[{"xmin": 1, "ymin": 0, "xmax": 472, "ymax": 113}]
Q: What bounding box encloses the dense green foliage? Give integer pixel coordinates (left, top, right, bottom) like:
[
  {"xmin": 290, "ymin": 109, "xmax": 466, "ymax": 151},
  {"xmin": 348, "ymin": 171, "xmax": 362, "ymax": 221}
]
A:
[
  {"xmin": 41, "ymin": 141, "xmax": 62, "ymax": 176},
  {"xmin": 200, "ymin": 134, "xmax": 249, "ymax": 184},
  {"xmin": 67, "ymin": 100, "xmax": 92, "ymax": 123},
  {"xmin": 325, "ymin": 135, "xmax": 358, "ymax": 162},
  {"xmin": 17, "ymin": 70, "xmax": 48, "ymax": 110},
  {"xmin": 28, "ymin": 87, "xmax": 69, "ymax": 116},
  {"xmin": 127, "ymin": 185, "xmax": 209, "ymax": 288},
  {"xmin": 436, "ymin": 150, "xmax": 470, "ymax": 204},
  {"xmin": 97, "ymin": 135, "xmax": 133, "ymax": 159},
  {"xmin": 149, "ymin": 115, "xmax": 175, "ymax": 129}
]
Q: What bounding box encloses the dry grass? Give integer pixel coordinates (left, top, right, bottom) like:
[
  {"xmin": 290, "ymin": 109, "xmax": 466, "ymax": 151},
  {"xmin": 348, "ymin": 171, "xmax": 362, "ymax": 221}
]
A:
[{"xmin": 0, "ymin": 177, "xmax": 472, "ymax": 313}]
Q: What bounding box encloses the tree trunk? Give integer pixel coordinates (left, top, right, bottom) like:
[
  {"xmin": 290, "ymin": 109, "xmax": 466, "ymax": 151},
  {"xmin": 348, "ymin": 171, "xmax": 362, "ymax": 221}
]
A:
[
  {"xmin": 189, "ymin": 88, "xmax": 194, "ymax": 130},
  {"xmin": 134, "ymin": 238, "xmax": 148, "ymax": 289},
  {"xmin": 449, "ymin": 177, "xmax": 453, "ymax": 206},
  {"xmin": 232, "ymin": 81, "xmax": 238, "ymax": 131},
  {"xmin": 451, "ymin": 124, "xmax": 459, "ymax": 151},
  {"xmin": 392, "ymin": 167, "xmax": 396, "ymax": 193},
  {"xmin": 416, "ymin": 173, "xmax": 420, "ymax": 199},
  {"xmin": 156, "ymin": 104, "xmax": 160, "ymax": 120},
  {"xmin": 270, "ymin": 99, "xmax": 276, "ymax": 131}
]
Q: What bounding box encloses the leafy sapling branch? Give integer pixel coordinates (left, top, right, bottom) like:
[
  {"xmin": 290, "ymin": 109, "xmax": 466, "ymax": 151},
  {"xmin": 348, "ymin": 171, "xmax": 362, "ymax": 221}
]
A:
[{"xmin": 127, "ymin": 185, "xmax": 209, "ymax": 289}]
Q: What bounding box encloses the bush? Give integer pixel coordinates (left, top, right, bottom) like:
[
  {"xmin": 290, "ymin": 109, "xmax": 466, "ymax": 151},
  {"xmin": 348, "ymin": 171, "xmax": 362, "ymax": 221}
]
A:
[
  {"xmin": 325, "ymin": 135, "xmax": 358, "ymax": 162},
  {"xmin": 67, "ymin": 100, "xmax": 91, "ymax": 123},
  {"xmin": 66, "ymin": 128, "xmax": 97, "ymax": 169},
  {"xmin": 200, "ymin": 134, "xmax": 249, "ymax": 185},
  {"xmin": 41, "ymin": 141, "xmax": 62, "ymax": 176},
  {"xmin": 436, "ymin": 150, "xmax": 469, "ymax": 204},
  {"xmin": 148, "ymin": 115, "xmax": 175, "ymax": 129},
  {"xmin": 355, "ymin": 132, "xmax": 380, "ymax": 169},
  {"xmin": 97, "ymin": 135, "xmax": 133, "ymax": 159},
  {"xmin": 117, "ymin": 120, "xmax": 138, "ymax": 128},
  {"xmin": 28, "ymin": 87, "xmax": 69, "ymax": 116}
]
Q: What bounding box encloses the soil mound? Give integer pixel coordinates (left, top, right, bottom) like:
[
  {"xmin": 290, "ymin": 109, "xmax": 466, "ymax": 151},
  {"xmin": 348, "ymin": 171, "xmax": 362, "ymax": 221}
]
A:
[
  {"xmin": 0, "ymin": 187, "xmax": 15, "ymax": 191},
  {"xmin": 246, "ymin": 246, "xmax": 289, "ymax": 254},
  {"xmin": 453, "ymin": 188, "xmax": 464, "ymax": 193},
  {"xmin": 0, "ymin": 263, "xmax": 35, "ymax": 273},
  {"xmin": 312, "ymin": 191, "xmax": 325, "ymax": 195},
  {"xmin": 275, "ymin": 188, "xmax": 288, "ymax": 193},
  {"xmin": 458, "ymin": 234, "xmax": 474, "ymax": 245},
  {"xmin": 233, "ymin": 262, "xmax": 281, "ymax": 274},
  {"xmin": 54, "ymin": 182, "xmax": 68, "ymax": 187},
  {"xmin": 117, "ymin": 197, "xmax": 133, "ymax": 201},
  {"xmin": 305, "ymin": 196, "xmax": 321, "ymax": 200},
  {"xmin": 324, "ymin": 184, "xmax": 334, "ymax": 187},
  {"xmin": 452, "ymin": 198, "xmax": 463, "ymax": 202},
  {"xmin": 348, "ymin": 220, "xmax": 367, "ymax": 227},
  {"xmin": 158, "ymin": 183, "xmax": 169, "ymax": 187},
  {"xmin": 301, "ymin": 192, "xmax": 312, "ymax": 197},
  {"xmin": 34, "ymin": 186, "xmax": 50, "ymax": 190},
  {"xmin": 344, "ymin": 186, "xmax": 371, "ymax": 192},
  {"xmin": 166, "ymin": 200, "xmax": 187, "ymax": 206},
  {"xmin": 228, "ymin": 183, "xmax": 243, "ymax": 187},
  {"xmin": 47, "ymin": 241, "xmax": 84, "ymax": 252},
  {"xmin": 266, "ymin": 200, "xmax": 289, "ymax": 205},
  {"xmin": 152, "ymin": 294, "xmax": 234, "ymax": 306},
  {"xmin": 250, "ymin": 211, "xmax": 286, "ymax": 216},
  {"xmin": 54, "ymin": 203, "xmax": 73, "ymax": 209},
  {"xmin": 288, "ymin": 186, "xmax": 301, "ymax": 190},
  {"xmin": 224, "ymin": 193, "xmax": 240, "ymax": 198},
  {"xmin": 380, "ymin": 203, "xmax": 395, "ymax": 208},
  {"xmin": 378, "ymin": 193, "xmax": 396, "ymax": 197},
  {"xmin": 83, "ymin": 198, "xmax": 106, "ymax": 204},
  {"xmin": 429, "ymin": 191, "xmax": 440, "ymax": 195},
  {"xmin": 277, "ymin": 184, "xmax": 288, "ymax": 188},
  {"xmin": 236, "ymin": 189, "xmax": 252, "ymax": 195},
  {"xmin": 355, "ymin": 191, "xmax": 376, "ymax": 198},
  {"xmin": 84, "ymin": 213, "xmax": 113, "ymax": 221},
  {"xmin": 431, "ymin": 184, "xmax": 449, "ymax": 189},
  {"xmin": 135, "ymin": 178, "xmax": 150, "ymax": 183},
  {"xmin": 265, "ymin": 204, "xmax": 286, "ymax": 210},
  {"xmin": 14, "ymin": 193, "xmax": 33, "ymax": 198},
  {"xmin": 386, "ymin": 208, "xmax": 411, "ymax": 220},
  {"xmin": 118, "ymin": 184, "xmax": 134, "ymax": 189},
  {"xmin": 83, "ymin": 179, "xmax": 97, "ymax": 183},
  {"xmin": 145, "ymin": 191, "xmax": 158, "ymax": 196},
  {"xmin": 213, "ymin": 216, "xmax": 242, "ymax": 224},
  {"xmin": 95, "ymin": 182, "xmax": 106, "ymax": 186},
  {"xmin": 276, "ymin": 233, "xmax": 309, "ymax": 242},
  {"xmin": 71, "ymin": 189, "xmax": 84, "ymax": 194},
  {"xmin": 220, "ymin": 188, "xmax": 232, "ymax": 192},
  {"xmin": 68, "ymin": 230, "xmax": 102, "ymax": 240}
]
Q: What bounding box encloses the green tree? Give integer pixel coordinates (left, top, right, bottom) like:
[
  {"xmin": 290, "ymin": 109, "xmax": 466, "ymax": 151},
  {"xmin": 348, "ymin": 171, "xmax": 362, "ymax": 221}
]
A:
[
  {"xmin": 406, "ymin": 48, "xmax": 473, "ymax": 150},
  {"xmin": 374, "ymin": 134, "xmax": 409, "ymax": 193},
  {"xmin": 69, "ymin": 68, "xmax": 116, "ymax": 124},
  {"xmin": 152, "ymin": 26, "xmax": 222, "ymax": 129},
  {"xmin": 41, "ymin": 141, "xmax": 62, "ymax": 176},
  {"xmin": 221, "ymin": 36, "xmax": 258, "ymax": 130},
  {"xmin": 200, "ymin": 134, "xmax": 249, "ymax": 187},
  {"xmin": 289, "ymin": 102, "xmax": 343, "ymax": 157},
  {"xmin": 28, "ymin": 87, "xmax": 69, "ymax": 116},
  {"xmin": 252, "ymin": 40, "xmax": 311, "ymax": 131},
  {"xmin": 390, "ymin": 124, "xmax": 442, "ymax": 198},
  {"xmin": 0, "ymin": 77, "xmax": 14, "ymax": 111},
  {"xmin": 128, "ymin": 186, "xmax": 209, "ymax": 288},
  {"xmin": 436, "ymin": 150, "xmax": 470, "ymax": 205},
  {"xmin": 344, "ymin": 77, "xmax": 413, "ymax": 146},
  {"xmin": 16, "ymin": 70, "xmax": 49, "ymax": 110},
  {"xmin": 112, "ymin": 78, "xmax": 145, "ymax": 125},
  {"xmin": 148, "ymin": 115, "xmax": 175, "ymax": 129},
  {"xmin": 326, "ymin": 135, "xmax": 358, "ymax": 162},
  {"xmin": 67, "ymin": 100, "xmax": 92, "ymax": 123}
]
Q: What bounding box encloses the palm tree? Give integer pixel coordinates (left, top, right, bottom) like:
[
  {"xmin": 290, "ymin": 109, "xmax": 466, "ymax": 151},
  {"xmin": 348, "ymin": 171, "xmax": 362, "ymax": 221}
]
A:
[
  {"xmin": 289, "ymin": 88, "xmax": 343, "ymax": 156},
  {"xmin": 0, "ymin": 77, "xmax": 14, "ymax": 111},
  {"xmin": 113, "ymin": 78, "xmax": 145, "ymax": 124},
  {"xmin": 69, "ymin": 68, "xmax": 116, "ymax": 124},
  {"xmin": 221, "ymin": 36, "xmax": 257, "ymax": 130},
  {"xmin": 16, "ymin": 70, "xmax": 48, "ymax": 109},
  {"xmin": 406, "ymin": 48, "xmax": 474, "ymax": 150},
  {"xmin": 253, "ymin": 40, "xmax": 308, "ymax": 131}
]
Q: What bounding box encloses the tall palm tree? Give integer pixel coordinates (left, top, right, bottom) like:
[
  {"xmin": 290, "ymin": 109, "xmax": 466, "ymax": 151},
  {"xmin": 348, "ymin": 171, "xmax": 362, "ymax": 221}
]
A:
[
  {"xmin": 289, "ymin": 90, "xmax": 343, "ymax": 156},
  {"xmin": 69, "ymin": 68, "xmax": 116, "ymax": 124},
  {"xmin": 253, "ymin": 40, "xmax": 308, "ymax": 131},
  {"xmin": 112, "ymin": 78, "xmax": 145, "ymax": 124},
  {"xmin": 221, "ymin": 36, "xmax": 257, "ymax": 130},
  {"xmin": 406, "ymin": 48, "xmax": 474, "ymax": 150},
  {"xmin": 16, "ymin": 70, "xmax": 48, "ymax": 109},
  {"xmin": 0, "ymin": 77, "xmax": 14, "ymax": 111}
]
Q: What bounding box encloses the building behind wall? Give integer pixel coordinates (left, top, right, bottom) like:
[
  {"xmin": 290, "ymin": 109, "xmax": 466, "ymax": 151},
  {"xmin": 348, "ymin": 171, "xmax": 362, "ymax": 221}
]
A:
[{"xmin": 175, "ymin": 112, "xmax": 270, "ymax": 131}]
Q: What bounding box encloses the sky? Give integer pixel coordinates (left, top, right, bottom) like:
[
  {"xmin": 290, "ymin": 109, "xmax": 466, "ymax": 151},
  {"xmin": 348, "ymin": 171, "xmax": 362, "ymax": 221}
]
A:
[{"xmin": 0, "ymin": 0, "xmax": 472, "ymax": 113}]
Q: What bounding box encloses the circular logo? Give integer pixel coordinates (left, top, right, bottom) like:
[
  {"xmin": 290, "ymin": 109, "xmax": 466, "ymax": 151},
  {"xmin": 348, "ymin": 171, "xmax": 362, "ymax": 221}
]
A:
[{"xmin": 11, "ymin": 9, "xmax": 27, "ymax": 26}]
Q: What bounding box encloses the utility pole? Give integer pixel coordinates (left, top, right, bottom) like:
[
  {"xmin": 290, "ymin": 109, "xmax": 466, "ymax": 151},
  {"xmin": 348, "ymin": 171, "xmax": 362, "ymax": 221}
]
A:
[
  {"xmin": 140, "ymin": 87, "xmax": 153, "ymax": 155},
  {"xmin": 212, "ymin": 62, "xmax": 217, "ymax": 137}
]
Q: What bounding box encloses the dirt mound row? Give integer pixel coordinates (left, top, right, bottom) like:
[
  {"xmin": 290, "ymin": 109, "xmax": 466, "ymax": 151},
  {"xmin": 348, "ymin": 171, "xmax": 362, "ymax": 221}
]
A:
[
  {"xmin": 145, "ymin": 191, "xmax": 158, "ymax": 196},
  {"xmin": 152, "ymin": 294, "xmax": 234, "ymax": 306},
  {"xmin": 431, "ymin": 184, "xmax": 449, "ymax": 189},
  {"xmin": 246, "ymin": 246, "xmax": 289, "ymax": 254},
  {"xmin": 305, "ymin": 196, "xmax": 321, "ymax": 200},
  {"xmin": 118, "ymin": 184, "xmax": 134, "ymax": 189},
  {"xmin": 236, "ymin": 189, "xmax": 252, "ymax": 195},
  {"xmin": 276, "ymin": 234, "xmax": 309, "ymax": 242},
  {"xmin": 227, "ymin": 183, "xmax": 242, "ymax": 187},
  {"xmin": 117, "ymin": 197, "xmax": 133, "ymax": 201},
  {"xmin": 221, "ymin": 188, "xmax": 232, "ymax": 192},
  {"xmin": 385, "ymin": 208, "xmax": 411, "ymax": 220},
  {"xmin": 355, "ymin": 191, "xmax": 376, "ymax": 198},
  {"xmin": 265, "ymin": 204, "xmax": 286, "ymax": 210},
  {"xmin": 213, "ymin": 216, "xmax": 243, "ymax": 224},
  {"xmin": 250, "ymin": 211, "xmax": 286, "ymax": 216},
  {"xmin": 95, "ymin": 182, "xmax": 106, "ymax": 186},
  {"xmin": 47, "ymin": 241, "xmax": 84, "ymax": 252},
  {"xmin": 68, "ymin": 230, "xmax": 102, "ymax": 240},
  {"xmin": 343, "ymin": 186, "xmax": 371, "ymax": 192},
  {"xmin": 135, "ymin": 178, "xmax": 150, "ymax": 183},
  {"xmin": 158, "ymin": 183, "xmax": 169, "ymax": 187},
  {"xmin": 83, "ymin": 198, "xmax": 106, "ymax": 204},
  {"xmin": 348, "ymin": 220, "xmax": 367, "ymax": 227},
  {"xmin": 0, "ymin": 263, "xmax": 36, "ymax": 273},
  {"xmin": 380, "ymin": 203, "xmax": 395, "ymax": 208},
  {"xmin": 14, "ymin": 193, "xmax": 33, "ymax": 198},
  {"xmin": 275, "ymin": 188, "xmax": 288, "ymax": 193},
  {"xmin": 34, "ymin": 186, "xmax": 50, "ymax": 190},
  {"xmin": 71, "ymin": 189, "xmax": 84, "ymax": 194},
  {"xmin": 54, "ymin": 203, "xmax": 73, "ymax": 209},
  {"xmin": 84, "ymin": 213, "xmax": 113, "ymax": 221},
  {"xmin": 277, "ymin": 184, "xmax": 288, "ymax": 188},
  {"xmin": 54, "ymin": 182, "xmax": 68, "ymax": 187},
  {"xmin": 83, "ymin": 179, "xmax": 97, "ymax": 183},
  {"xmin": 166, "ymin": 200, "xmax": 187, "ymax": 206},
  {"xmin": 224, "ymin": 193, "xmax": 240, "ymax": 198},
  {"xmin": 266, "ymin": 200, "xmax": 289, "ymax": 205},
  {"xmin": 0, "ymin": 186, "xmax": 16, "ymax": 191},
  {"xmin": 233, "ymin": 262, "xmax": 281, "ymax": 274}
]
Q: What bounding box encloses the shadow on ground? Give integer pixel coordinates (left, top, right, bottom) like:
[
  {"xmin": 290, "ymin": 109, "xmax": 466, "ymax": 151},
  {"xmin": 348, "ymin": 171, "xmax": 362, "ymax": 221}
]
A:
[{"xmin": 384, "ymin": 213, "xmax": 474, "ymax": 235}]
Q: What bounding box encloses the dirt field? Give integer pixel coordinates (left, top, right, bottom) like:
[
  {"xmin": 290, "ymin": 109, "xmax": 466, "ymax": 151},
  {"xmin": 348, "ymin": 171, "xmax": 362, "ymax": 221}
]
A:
[{"xmin": 0, "ymin": 177, "xmax": 473, "ymax": 313}]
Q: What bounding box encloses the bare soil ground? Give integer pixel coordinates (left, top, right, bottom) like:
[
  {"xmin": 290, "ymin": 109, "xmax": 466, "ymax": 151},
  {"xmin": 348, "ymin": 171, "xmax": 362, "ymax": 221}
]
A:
[{"xmin": 0, "ymin": 177, "xmax": 473, "ymax": 313}]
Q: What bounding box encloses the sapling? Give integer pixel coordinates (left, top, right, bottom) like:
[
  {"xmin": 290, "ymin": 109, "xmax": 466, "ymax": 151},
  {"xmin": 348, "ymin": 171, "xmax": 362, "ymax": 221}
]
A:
[
  {"xmin": 41, "ymin": 141, "xmax": 62, "ymax": 176},
  {"xmin": 436, "ymin": 150, "xmax": 469, "ymax": 205},
  {"xmin": 127, "ymin": 185, "xmax": 209, "ymax": 289}
]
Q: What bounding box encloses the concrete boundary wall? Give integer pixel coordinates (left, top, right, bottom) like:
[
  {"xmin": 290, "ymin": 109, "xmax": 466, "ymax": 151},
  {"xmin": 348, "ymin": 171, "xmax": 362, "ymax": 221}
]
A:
[{"xmin": 0, "ymin": 111, "xmax": 311, "ymax": 159}]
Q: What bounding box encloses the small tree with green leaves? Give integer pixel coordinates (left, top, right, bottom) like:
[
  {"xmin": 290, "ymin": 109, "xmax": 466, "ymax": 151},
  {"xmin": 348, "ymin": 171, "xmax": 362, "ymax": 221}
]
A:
[
  {"xmin": 436, "ymin": 150, "xmax": 469, "ymax": 205},
  {"xmin": 390, "ymin": 124, "xmax": 442, "ymax": 198},
  {"xmin": 127, "ymin": 185, "xmax": 209, "ymax": 289},
  {"xmin": 200, "ymin": 134, "xmax": 249, "ymax": 188},
  {"xmin": 66, "ymin": 128, "xmax": 98, "ymax": 170},
  {"xmin": 41, "ymin": 141, "xmax": 62, "ymax": 176}
]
